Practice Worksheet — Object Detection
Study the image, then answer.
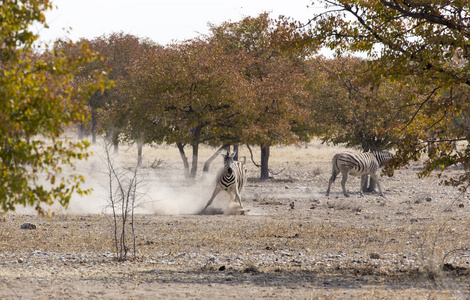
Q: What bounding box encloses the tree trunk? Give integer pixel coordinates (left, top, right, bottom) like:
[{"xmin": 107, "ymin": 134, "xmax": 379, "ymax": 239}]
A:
[
  {"xmin": 190, "ymin": 143, "xmax": 199, "ymax": 179},
  {"xmin": 362, "ymin": 175, "xmax": 377, "ymax": 193},
  {"xmin": 233, "ymin": 144, "xmax": 239, "ymax": 160},
  {"xmin": 177, "ymin": 143, "xmax": 190, "ymax": 178},
  {"xmin": 368, "ymin": 176, "xmax": 377, "ymax": 192},
  {"xmin": 78, "ymin": 124, "xmax": 85, "ymax": 140},
  {"xmin": 91, "ymin": 109, "xmax": 97, "ymax": 144},
  {"xmin": 203, "ymin": 145, "xmax": 229, "ymax": 173},
  {"xmin": 137, "ymin": 142, "xmax": 143, "ymax": 166},
  {"xmin": 113, "ymin": 139, "xmax": 119, "ymax": 154},
  {"xmin": 260, "ymin": 145, "xmax": 270, "ymax": 179},
  {"xmin": 186, "ymin": 125, "xmax": 203, "ymax": 179},
  {"xmin": 362, "ymin": 175, "xmax": 368, "ymax": 192}
]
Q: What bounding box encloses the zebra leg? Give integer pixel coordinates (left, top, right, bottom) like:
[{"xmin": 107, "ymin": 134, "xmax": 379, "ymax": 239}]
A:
[
  {"xmin": 340, "ymin": 171, "xmax": 350, "ymax": 197},
  {"xmin": 370, "ymin": 173, "xmax": 384, "ymax": 197},
  {"xmin": 202, "ymin": 186, "xmax": 222, "ymax": 212},
  {"xmin": 326, "ymin": 169, "xmax": 338, "ymax": 196},
  {"xmin": 359, "ymin": 175, "xmax": 367, "ymax": 197},
  {"xmin": 234, "ymin": 187, "xmax": 243, "ymax": 208}
]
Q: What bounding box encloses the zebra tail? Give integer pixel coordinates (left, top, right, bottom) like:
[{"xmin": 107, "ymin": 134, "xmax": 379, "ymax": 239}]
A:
[{"xmin": 330, "ymin": 154, "xmax": 340, "ymax": 182}]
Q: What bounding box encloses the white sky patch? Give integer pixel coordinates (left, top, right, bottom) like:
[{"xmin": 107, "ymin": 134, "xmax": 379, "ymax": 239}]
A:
[{"xmin": 35, "ymin": 0, "xmax": 320, "ymax": 45}]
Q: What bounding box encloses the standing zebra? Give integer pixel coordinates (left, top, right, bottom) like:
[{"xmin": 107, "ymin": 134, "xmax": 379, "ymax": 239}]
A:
[
  {"xmin": 326, "ymin": 151, "xmax": 393, "ymax": 197},
  {"xmin": 201, "ymin": 151, "xmax": 247, "ymax": 213}
]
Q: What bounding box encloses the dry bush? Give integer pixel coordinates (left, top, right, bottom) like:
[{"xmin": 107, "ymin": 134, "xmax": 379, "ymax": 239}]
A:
[{"xmin": 101, "ymin": 139, "xmax": 143, "ymax": 261}]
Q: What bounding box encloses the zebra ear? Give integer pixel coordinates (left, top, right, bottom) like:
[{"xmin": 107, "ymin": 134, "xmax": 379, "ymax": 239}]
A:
[
  {"xmin": 221, "ymin": 150, "xmax": 229, "ymax": 158},
  {"xmin": 230, "ymin": 151, "xmax": 237, "ymax": 158}
]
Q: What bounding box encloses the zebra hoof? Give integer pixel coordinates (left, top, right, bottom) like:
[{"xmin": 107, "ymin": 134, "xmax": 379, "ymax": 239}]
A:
[
  {"xmin": 225, "ymin": 203, "xmax": 248, "ymax": 215},
  {"xmin": 239, "ymin": 208, "xmax": 250, "ymax": 215},
  {"xmin": 199, "ymin": 207, "xmax": 224, "ymax": 215}
]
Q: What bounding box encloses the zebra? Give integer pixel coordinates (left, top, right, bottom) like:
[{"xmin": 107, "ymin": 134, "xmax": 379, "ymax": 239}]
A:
[
  {"xmin": 201, "ymin": 151, "xmax": 248, "ymax": 213},
  {"xmin": 326, "ymin": 151, "xmax": 393, "ymax": 197}
]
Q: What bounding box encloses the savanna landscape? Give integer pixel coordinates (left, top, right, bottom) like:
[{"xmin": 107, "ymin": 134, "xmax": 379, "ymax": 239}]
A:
[
  {"xmin": 2, "ymin": 1, "xmax": 470, "ymax": 300},
  {"xmin": 1, "ymin": 140, "xmax": 469, "ymax": 299}
]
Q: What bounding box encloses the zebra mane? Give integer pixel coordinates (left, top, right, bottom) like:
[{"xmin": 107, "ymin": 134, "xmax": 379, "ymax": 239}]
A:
[
  {"xmin": 222, "ymin": 150, "xmax": 237, "ymax": 159},
  {"xmin": 369, "ymin": 150, "xmax": 393, "ymax": 165}
]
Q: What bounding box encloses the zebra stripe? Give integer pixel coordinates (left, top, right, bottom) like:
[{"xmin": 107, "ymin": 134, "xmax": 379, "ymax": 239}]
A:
[
  {"xmin": 202, "ymin": 151, "xmax": 247, "ymax": 212},
  {"xmin": 370, "ymin": 151, "xmax": 393, "ymax": 167},
  {"xmin": 218, "ymin": 162, "xmax": 246, "ymax": 190},
  {"xmin": 326, "ymin": 151, "xmax": 393, "ymax": 197}
]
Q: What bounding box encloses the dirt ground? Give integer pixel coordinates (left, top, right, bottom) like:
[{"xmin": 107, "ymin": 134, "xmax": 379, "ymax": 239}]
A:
[{"xmin": 1, "ymin": 141, "xmax": 470, "ymax": 299}]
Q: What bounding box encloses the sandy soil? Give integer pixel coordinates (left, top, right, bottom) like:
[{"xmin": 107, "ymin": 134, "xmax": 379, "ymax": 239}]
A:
[{"xmin": 1, "ymin": 140, "xmax": 470, "ymax": 299}]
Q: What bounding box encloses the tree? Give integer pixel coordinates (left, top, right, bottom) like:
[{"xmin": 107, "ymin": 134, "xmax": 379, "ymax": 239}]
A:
[
  {"xmin": 84, "ymin": 33, "xmax": 158, "ymax": 160},
  {"xmin": 53, "ymin": 38, "xmax": 111, "ymax": 143},
  {"xmin": 127, "ymin": 39, "xmax": 253, "ymax": 178},
  {"xmin": 81, "ymin": 33, "xmax": 150, "ymax": 152},
  {"xmin": 0, "ymin": 1, "xmax": 107, "ymax": 214},
  {"xmin": 311, "ymin": 0, "xmax": 470, "ymax": 187},
  {"xmin": 306, "ymin": 55, "xmax": 414, "ymax": 191},
  {"xmin": 307, "ymin": 55, "xmax": 405, "ymax": 151},
  {"xmin": 210, "ymin": 13, "xmax": 316, "ymax": 179},
  {"xmin": 124, "ymin": 14, "xmax": 316, "ymax": 180}
]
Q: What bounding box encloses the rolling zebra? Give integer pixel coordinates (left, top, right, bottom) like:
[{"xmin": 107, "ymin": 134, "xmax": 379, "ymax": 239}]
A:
[
  {"xmin": 326, "ymin": 151, "xmax": 393, "ymax": 197},
  {"xmin": 201, "ymin": 151, "xmax": 248, "ymax": 213}
]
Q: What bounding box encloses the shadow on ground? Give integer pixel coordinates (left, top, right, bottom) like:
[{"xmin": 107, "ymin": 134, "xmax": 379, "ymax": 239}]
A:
[{"xmin": 131, "ymin": 268, "xmax": 470, "ymax": 292}]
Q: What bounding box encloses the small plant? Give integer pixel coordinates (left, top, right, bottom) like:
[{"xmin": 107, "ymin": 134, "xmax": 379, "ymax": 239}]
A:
[
  {"xmin": 101, "ymin": 139, "xmax": 143, "ymax": 261},
  {"xmin": 414, "ymin": 217, "xmax": 469, "ymax": 281},
  {"xmin": 311, "ymin": 167, "xmax": 322, "ymax": 177},
  {"xmin": 243, "ymin": 264, "xmax": 260, "ymax": 274}
]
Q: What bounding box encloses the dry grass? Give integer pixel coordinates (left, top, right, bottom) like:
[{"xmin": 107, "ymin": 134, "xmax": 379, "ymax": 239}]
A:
[{"xmin": 1, "ymin": 140, "xmax": 470, "ymax": 299}]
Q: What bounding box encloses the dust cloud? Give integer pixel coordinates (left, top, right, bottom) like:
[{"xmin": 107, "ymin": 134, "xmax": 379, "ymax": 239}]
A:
[{"xmin": 11, "ymin": 142, "xmax": 234, "ymax": 216}]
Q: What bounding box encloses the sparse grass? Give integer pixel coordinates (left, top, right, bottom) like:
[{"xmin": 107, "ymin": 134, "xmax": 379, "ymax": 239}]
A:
[
  {"xmin": 1, "ymin": 211, "xmax": 469, "ymax": 298},
  {"xmin": 2, "ymin": 139, "xmax": 470, "ymax": 298},
  {"xmin": 326, "ymin": 200, "xmax": 363, "ymax": 212}
]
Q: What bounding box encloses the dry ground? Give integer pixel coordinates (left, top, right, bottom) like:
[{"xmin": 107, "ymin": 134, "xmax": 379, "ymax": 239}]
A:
[{"xmin": 1, "ymin": 141, "xmax": 470, "ymax": 299}]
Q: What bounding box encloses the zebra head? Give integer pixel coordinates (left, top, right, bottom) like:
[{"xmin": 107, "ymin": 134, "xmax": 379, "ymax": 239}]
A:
[
  {"xmin": 222, "ymin": 151, "xmax": 237, "ymax": 174},
  {"xmin": 372, "ymin": 150, "xmax": 394, "ymax": 177}
]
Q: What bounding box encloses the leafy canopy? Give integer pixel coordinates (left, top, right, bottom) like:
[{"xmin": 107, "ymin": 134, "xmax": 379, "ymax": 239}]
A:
[
  {"xmin": 310, "ymin": 0, "xmax": 470, "ymax": 187},
  {"xmin": 0, "ymin": 0, "xmax": 107, "ymax": 214},
  {"xmin": 209, "ymin": 13, "xmax": 314, "ymax": 147},
  {"xmin": 306, "ymin": 56, "xmax": 405, "ymax": 151}
]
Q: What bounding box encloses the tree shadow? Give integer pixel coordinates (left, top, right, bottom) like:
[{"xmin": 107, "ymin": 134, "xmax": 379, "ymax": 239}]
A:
[{"xmin": 135, "ymin": 268, "xmax": 470, "ymax": 291}]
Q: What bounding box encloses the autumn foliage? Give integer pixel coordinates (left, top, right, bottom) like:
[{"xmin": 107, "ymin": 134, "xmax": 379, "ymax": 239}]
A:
[
  {"xmin": 4, "ymin": 0, "xmax": 470, "ymax": 213},
  {"xmin": 93, "ymin": 14, "xmax": 316, "ymax": 179},
  {"xmin": 0, "ymin": 1, "xmax": 108, "ymax": 213},
  {"xmin": 311, "ymin": 0, "xmax": 470, "ymax": 188}
]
